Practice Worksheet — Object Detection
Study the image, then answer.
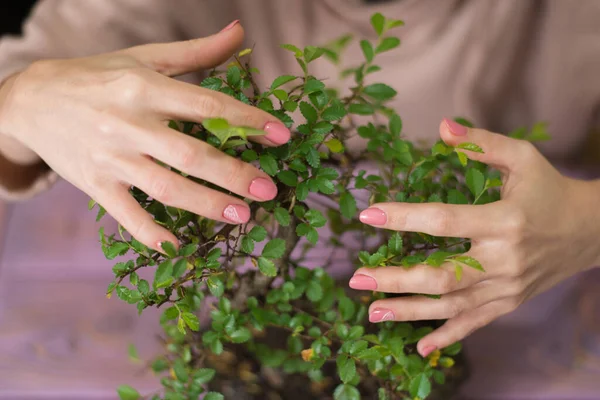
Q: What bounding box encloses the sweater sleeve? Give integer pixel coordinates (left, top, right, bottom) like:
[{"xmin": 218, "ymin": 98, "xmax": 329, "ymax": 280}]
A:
[{"xmin": 0, "ymin": 0, "xmax": 181, "ymax": 200}]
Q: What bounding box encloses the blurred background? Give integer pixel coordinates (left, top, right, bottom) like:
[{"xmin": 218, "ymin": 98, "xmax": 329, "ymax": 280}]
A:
[{"xmin": 1, "ymin": 2, "xmax": 599, "ymax": 400}]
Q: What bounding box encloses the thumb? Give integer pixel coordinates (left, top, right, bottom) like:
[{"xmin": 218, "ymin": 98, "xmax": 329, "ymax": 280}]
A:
[
  {"xmin": 123, "ymin": 20, "xmax": 244, "ymax": 77},
  {"xmin": 439, "ymin": 117, "xmax": 533, "ymax": 172}
]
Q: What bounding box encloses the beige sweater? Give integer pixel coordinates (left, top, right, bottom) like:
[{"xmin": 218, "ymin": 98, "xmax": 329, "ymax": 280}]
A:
[{"xmin": 0, "ymin": 0, "xmax": 599, "ymax": 199}]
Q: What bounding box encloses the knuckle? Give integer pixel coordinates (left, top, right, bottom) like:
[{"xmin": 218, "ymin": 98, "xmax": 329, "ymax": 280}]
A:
[
  {"xmin": 504, "ymin": 261, "xmax": 526, "ymax": 278},
  {"xmin": 195, "ymin": 92, "xmax": 226, "ymax": 117},
  {"xmin": 176, "ymin": 143, "xmax": 200, "ymax": 170},
  {"xmin": 436, "ymin": 270, "xmax": 456, "ymax": 293},
  {"xmin": 427, "ymin": 208, "xmax": 453, "ymax": 236},
  {"xmin": 504, "ymin": 209, "xmax": 528, "ymax": 239},
  {"xmin": 447, "ymin": 298, "xmax": 466, "ymax": 318},
  {"xmin": 222, "ymin": 159, "xmax": 246, "ymax": 188},
  {"xmin": 116, "ymin": 68, "xmax": 150, "ymax": 103},
  {"xmin": 147, "ymin": 176, "xmax": 171, "ymax": 203},
  {"xmin": 517, "ymin": 140, "xmax": 537, "ymax": 159}
]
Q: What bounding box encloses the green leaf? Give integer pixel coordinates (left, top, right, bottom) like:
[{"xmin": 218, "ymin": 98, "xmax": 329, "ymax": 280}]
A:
[
  {"xmin": 271, "ymin": 75, "xmax": 297, "ymax": 90},
  {"xmin": 339, "ymin": 192, "xmax": 357, "ymax": 219},
  {"xmin": 105, "ymin": 242, "xmax": 129, "ymax": 260},
  {"xmin": 447, "ymin": 189, "xmax": 469, "ymax": 205},
  {"xmin": 356, "ymin": 347, "xmax": 381, "ymax": 361},
  {"xmin": 300, "ymin": 101, "xmax": 318, "ymax": 124},
  {"xmin": 333, "ymin": 384, "xmax": 360, "ymax": 400},
  {"xmin": 388, "ymin": 232, "xmax": 403, "ymax": 254},
  {"xmin": 153, "ymin": 260, "xmax": 173, "ymax": 289},
  {"xmin": 204, "ymin": 393, "xmax": 224, "ymax": 400},
  {"xmin": 305, "ymin": 209, "xmax": 327, "ymax": 227},
  {"xmin": 325, "ymin": 138, "xmax": 344, "ymax": 153},
  {"xmin": 200, "ymin": 77, "xmax": 222, "ymax": 91},
  {"xmin": 306, "ymin": 280, "xmax": 323, "ymax": 302},
  {"xmin": 306, "ymin": 148, "xmax": 321, "ymax": 168},
  {"xmin": 425, "ymin": 251, "xmax": 453, "ymax": 267},
  {"xmin": 363, "ymin": 83, "xmax": 397, "ymax": 101},
  {"xmin": 304, "ymin": 78, "xmax": 325, "ymax": 94},
  {"xmin": 313, "ymin": 121, "xmax": 334, "ymax": 135},
  {"xmin": 160, "ymin": 241, "xmax": 177, "ymax": 258},
  {"xmin": 339, "ymin": 297, "xmax": 356, "ymax": 321},
  {"xmin": 277, "ymin": 170, "xmax": 298, "ymax": 187},
  {"xmin": 456, "ymin": 142, "xmax": 484, "ymax": 153},
  {"xmin": 409, "ymin": 373, "xmax": 431, "ymax": 399},
  {"xmin": 371, "ymin": 13, "xmax": 385, "ymax": 36},
  {"xmin": 127, "ymin": 343, "xmax": 139, "ymax": 362},
  {"xmin": 273, "ymin": 89, "xmax": 288, "ymax": 101},
  {"xmin": 376, "ymin": 37, "xmax": 400, "ymax": 53},
  {"xmin": 117, "ymin": 385, "xmax": 140, "ymax": 400},
  {"xmin": 194, "ymin": 368, "xmax": 216, "ymax": 385},
  {"xmin": 257, "ymin": 257, "xmax": 277, "ymax": 277},
  {"xmin": 164, "ymin": 306, "xmax": 179, "ymax": 320},
  {"xmin": 348, "ymin": 103, "xmax": 374, "ymax": 115},
  {"xmin": 226, "ymin": 66, "xmax": 241, "ymax": 88},
  {"xmin": 456, "ymin": 150, "xmax": 468, "ymax": 166},
  {"xmin": 304, "ymin": 46, "xmax": 325, "ymax": 62},
  {"xmin": 241, "ymin": 149, "xmax": 258, "ymax": 162},
  {"xmin": 172, "ymin": 259, "xmax": 188, "ymax": 279},
  {"xmin": 455, "ymin": 264, "xmax": 463, "ymax": 281},
  {"xmin": 181, "ymin": 312, "xmax": 200, "ymax": 331},
  {"xmin": 248, "ymin": 225, "xmax": 267, "ymax": 242},
  {"xmin": 178, "ymin": 243, "xmax": 197, "ymax": 257},
  {"xmin": 262, "ymin": 239, "xmax": 286, "ymax": 259},
  {"xmin": 241, "ymin": 236, "xmax": 255, "ymax": 253},
  {"xmin": 466, "ymin": 168, "xmax": 485, "ymax": 197},
  {"xmin": 527, "ymin": 122, "xmax": 551, "ymax": 142},
  {"xmin": 454, "ymin": 117, "xmax": 475, "ymax": 128},
  {"xmin": 230, "ymin": 327, "xmax": 252, "ymax": 343},
  {"xmin": 207, "ymin": 276, "xmax": 224, "ymax": 297},
  {"xmin": 322, "ymin": 104, "xmax": 347, "ymax": 121},
  {"xmin": 280, "ymin": 44, "xmax": 303, "ymax": 57},
  {"xmin": 336, "ymin": 355, "xmax": 357, "ymax": 384},
  {"xmin": 486, "ymin": 178, "xmax": 503, "ymax": 188},
  {"xmin": 360, "ymin": 40, "xmax": 374, "ymax": 63},
  {"xmin": 452, "ymin": 255, "xmax": 484, "ymax": 271},
  {"xmin": 259, "ymin": 154, "xmax": 278, "ymax": 176},
  {"xmin": 274, "ymin": 207, "xmax": 291, "ymax": 227},
  {"xmin": 389, "ymin": 114, "xmax": 402, "ymax": 136}
]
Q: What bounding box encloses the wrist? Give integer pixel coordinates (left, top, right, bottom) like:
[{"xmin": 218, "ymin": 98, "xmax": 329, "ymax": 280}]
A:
[{"xmin": 0, "ymin": 71, "xmax": 41, "ymax": 165}]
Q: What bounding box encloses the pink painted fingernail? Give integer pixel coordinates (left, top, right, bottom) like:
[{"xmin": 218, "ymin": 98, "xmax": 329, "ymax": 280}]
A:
[
  {"xmin": 222, "ymin": 204, "xmax": 250, "ymax": 224},
  {"xmin": 249, "ymin": 177, "xmax": 277, "ymax": 201},
  {"xmin": 369, "ymin": 308, "xmax": 395, "ymax": 323},
  {"xmin": 420, "ymin": 345, "xmax": 437, "ymax": 358},
  {"xmin": 443, "ymin": 118, "xmax": 468, "ymax": 136},
  {"xmin": 220, "ymin": 20, "xmax": 240, "ymax": 32},
  {"xmin": 359, "ymin": 208, "xmax": 387, "ymax": 226},
  {"xmin": 263, "ymin": 122, "xmax": 291, "ymax": 145},
  {"xmin": 349, "ymin": 274, "xmax": 378, "ymax": 290}
]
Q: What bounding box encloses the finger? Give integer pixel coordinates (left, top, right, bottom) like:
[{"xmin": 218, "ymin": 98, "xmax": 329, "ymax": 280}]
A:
[
  {"xmin": 440, "ymin": 118, "xmax": 540, "ymax": 173},
  {"xmin": 136, "ymin": 125, "xmax": 279, "ymax": 201},
  {"xmin": 154, "ymin": 77, "xmax": 291, "ymax": 145},
  {"xmin": 117, "ymin": 156, "xmax": 252, "ymax": 224},
  {"xmin": 349, "ymin": 263, "xmax": 483, "ymax": 295},
  {"xmin": 358, "ymin": 201, "xmax": 504, "ymax": 238},
  {"xmin": 367, "ymin": 280, "xmax": 500, "ymax": 323},
  {"xmin": 124, "ymin": 20, "xmax": 244, "ymax": 77},
  {"xmin": 94, "ymin": 183, "xmax": 178, "ymax": 252},
  {"xmin": 416, "ymin": 299, "xmax": 517, "ymax": 357}
]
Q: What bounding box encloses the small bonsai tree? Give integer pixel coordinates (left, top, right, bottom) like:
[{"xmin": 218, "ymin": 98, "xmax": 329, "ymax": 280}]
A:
[{"xmin": 92, "ymin": 13, "xmax": 548, "ymax": 400}]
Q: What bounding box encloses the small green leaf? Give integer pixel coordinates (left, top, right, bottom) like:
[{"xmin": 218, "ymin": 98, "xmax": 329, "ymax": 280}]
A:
[
  {"xmin": 182, "ymin": 312, "xmax": 200, "ymax": 331},
  {"xmin": 178, "ymin": 243, "xmax": 197, "ymax": 257},
  {"xmin": 248, "ymin": 226, "xmax": 268, "ymax": 242},
  {"xmin": 425, "ymin": 251, "xmax": 453, "ymax": 267},
  {"xmin": 207, "ymin": 276, "xmax": 224, "ymax": 297},
  {"xmin": 325, "ymin": 138, "xmax": 344, "ymax": 153},
  {"xmin": 360, "ymin": 40, "xmax": 374, "ymax": 63},
  {"xmin": 486, "ymin": 178, "xmax": 503, "ymax": 188},
  {"xmin": 300, "ymin": 101, "xmax": 318, "ymax": 124},
  {"xmin": 271, "ymin": 75, "xmax": 297, "ymax": 90},
  {"xmin": 339, "ymin": 192, "xmax": 357, "ymax": 219},
  {"xmin": 194, "ymin": 368, "xmax": 216, "ymax": 385},
  {"xmin": 262, "ymin": 239, "xmax": 286, "ymax": 259},
  {"xmin": 200, "ymin": 77, "xmax": 222, "ymax": 91},
  {"xmin": 259, "ymin": 154, "xmax": 279, "ymax": 176},
  {"xmin": 336, "ymin": 355, "xmax": 357, "ymax": 384},
  {"xmin": 274, "ymin": 207, "xmax": 291, "ymax": 226},
  {"xmin": 304, "ymin": 46, "xmax": 325, "ymax": 62},
  {"xmin": 348, "ymin": 103, "xmax": 374, "ymax": 115},
  {"xmin": 306, "ymin": 280, "xmax": 323, "ymax": 302},
  {"xmin": 153, "ymin": 260, "xmax": 173, "ymax": 289},
  {"xmin": 447, "ymin": 189, "xmax": 469, "ymax": 204},
  {"xmin": 456, "ymin": 151, "xmax": 468, "ymax": 166},
  {"xmin": 452, "ymin": 255, "xmax": 484, "ymax": 271},
  {"xmin": 376, "ymin": 37, "xmax": 400, "ymax": 53},
  {"xmin": 306, "ymin": 148, "xmax": 321, "ymax": 168},
  {"xmin": 105, "ymin": 242, "xmax": 129, "ymax": 260},
  {"xmin": 363, "ymin": 83, "xmax": 397, "ymax": 101},
  {"xmin": 230, "ymin": 327, "xmax": 252, "ymax": 343},
  {"xmin": 127, "ymin": 343, "xmax": 139, "ymax": 362},
  {"xmin": 226, "ymin": 66, "xmax": 241, "ymax": 88},
  {"xmin": 466, "ymin": 168, "xmax": 485, "ymax": 197},
  {"xmin": 160, "ymin": 241, "xmax": 177, "ymax": 258},
  {"xmin": 409, "ymin": 373, "xmax": 432, "ymax": 399},
  {"xmin": 388, "ymin": 232, "xmax": 403, "ymax": 254},
  {"xmin": 280, "ymin": 44, "xmax": 303, "ymax": 57},
  {"xmin": 172, "ymin": 259, "xmax": 188, "ymax": 279},
  {"xmin": 241, "ymin": 236, "xmax": 255, "ymax": 253},
  {"xmin": 334, "ymin": 384, "xmax": 360, "ymax": 400},
  {"xmin": 304, "ymin": 78, "xmax": 325, "ymax": 94},
  {"xmin": 389, "ymin": 113, "xmax": 403, "ymax": 136},
  {"xmin": 204, "ymin": 393, "xmax": 224, "ymax": 400},
  {"xmin": 322, "ymin": 103, "xmax": 347, "ymax": 121},
  {"xmin": 371, "ymin": 13, "xmax": 385, "ymax": 36},
  {"xmin": 257, "ymin": 257, "xmax": 277, "ymax": 277},
  {"xmin": 457, "ymin": 142, "xmax": 484, "ymax": 153},
  {"xmin": 117, "ymin": 385, "xmax": 140, "ymax": 400},
  {"xmin": 277, "ymin": 170, "xmax": 298, "ymax": 187}
]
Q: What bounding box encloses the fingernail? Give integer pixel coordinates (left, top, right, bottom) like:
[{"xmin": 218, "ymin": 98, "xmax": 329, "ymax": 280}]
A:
[
  {"xmin": 222, "ymin": 204, "xmax": 250, "ymax": 224},
  {"xmin": 349, "ymin": 274, "xmax": 378, "ymax": 290},
  {"xmin": 420, "ymin": 345, "xmax": 437, "ymax": 358},
  {"xmin": 443, "ymin": 118, "xmax": 468, "ymax": 136},
  {"xmin": 220, "ymin": 20, "xmax": 240, "ymax": 32},
  {"xmin": 263, "ymin": 122, "xmax": 291, "ymax": 145},
  {"xmin": 359, "ymin": 208, "xmax": 387, "ymax": 226},
  {"xmin": 369, "ymin": 308, "xmax": 395, "ymax": 323},
  {"xmin": 249, "ymin": 177, "xmax": 277, "ymax": 201}
]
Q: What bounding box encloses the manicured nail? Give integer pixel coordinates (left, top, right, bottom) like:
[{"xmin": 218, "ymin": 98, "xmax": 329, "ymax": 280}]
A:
[
  {"xmin": 369, "ymin": 308, "xmax": 395, "ymax": 323},
  {"xmin": 420, "ymin": 345, "xmax": 437, "ymax": 358},
  {"xmin": 263, "ymin": 122, "xmax": 291, "ymax": 145},
  {"xmin": 349, "ymin": 274, "xmax": 378, "ymax": 290},
  {"xmin": 222, "ymin": 204, "xmax": 250, "ymax": 224},
  {"xmin": 359, "ymin": 208, "xmax": 387, "ymax": 226},
  {"xmin": 220, "ymin": 20, "xmax": 240, "ymax": 32},
  {"xmin": 248, "ymin": 177, "xmax": 277, "ymax": 201},
  {"xmin": 443, "ymin": 118, "xmax": 468, "ymax": 136}
]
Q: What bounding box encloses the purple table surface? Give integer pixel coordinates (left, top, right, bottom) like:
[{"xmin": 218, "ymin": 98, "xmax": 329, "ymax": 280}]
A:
[{"xmin": 1, "ymin": 181, "xmax": 599, "ymax": 400}]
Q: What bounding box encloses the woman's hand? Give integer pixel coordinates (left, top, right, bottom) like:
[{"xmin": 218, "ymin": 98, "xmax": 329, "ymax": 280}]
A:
[
  {"xmin": 350, "ymin": 118, "xmax": 600, "ymax": 357},
  {"xmin": 0, "ymin": 21, "xmax": 290, "ymax": 251}
]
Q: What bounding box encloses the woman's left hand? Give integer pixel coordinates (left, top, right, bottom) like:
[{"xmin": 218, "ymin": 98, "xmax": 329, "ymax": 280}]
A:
[{"xmin": 349, "ymin": 118, "xmax": 600, "ymax": 357}]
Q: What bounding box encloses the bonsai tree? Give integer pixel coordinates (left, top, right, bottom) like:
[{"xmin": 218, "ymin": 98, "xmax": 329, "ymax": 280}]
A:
[{"xmin": 92, "ymin": 13, "xmax": 548, "ymax": 400}]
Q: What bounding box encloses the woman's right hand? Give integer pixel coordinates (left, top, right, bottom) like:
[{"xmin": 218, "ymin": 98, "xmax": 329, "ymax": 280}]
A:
[{"xmin": 0, "ymin": 21, "xmax": 290, "ymax": 251}]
